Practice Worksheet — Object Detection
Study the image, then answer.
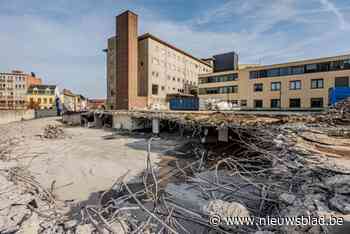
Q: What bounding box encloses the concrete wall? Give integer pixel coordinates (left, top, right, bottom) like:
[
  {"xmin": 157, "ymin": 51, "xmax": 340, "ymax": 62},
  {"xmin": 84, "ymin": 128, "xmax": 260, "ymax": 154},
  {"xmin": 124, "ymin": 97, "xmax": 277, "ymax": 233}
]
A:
[
  {"xmin": 62, "ymin": 113, "xmax": 81, "ymax": 125},
  {"xmin": 113, "ymin": 113, "xmax": 150, "ymax": 130},
  {"xmin": 35, "ymin": 109, "xmax": 57, "ymax": 118},
  {"xmin": 0, "ymin": 110, "xmax": 35, "ymax": 125}
]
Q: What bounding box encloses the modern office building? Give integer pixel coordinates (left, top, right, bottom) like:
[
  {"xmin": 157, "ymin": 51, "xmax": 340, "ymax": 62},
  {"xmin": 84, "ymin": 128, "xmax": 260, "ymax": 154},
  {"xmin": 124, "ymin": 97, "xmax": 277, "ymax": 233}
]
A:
[
  {"xmin": 199, "ymin": 53, "xmax": 350, "ymax": 109},
  {"xmin": 0, "ymin": 70, "xmax": 42, "ymax": 109},
  {"xmin": 105, "ymin": 10, "xmax": 212, "ymax": 110}
]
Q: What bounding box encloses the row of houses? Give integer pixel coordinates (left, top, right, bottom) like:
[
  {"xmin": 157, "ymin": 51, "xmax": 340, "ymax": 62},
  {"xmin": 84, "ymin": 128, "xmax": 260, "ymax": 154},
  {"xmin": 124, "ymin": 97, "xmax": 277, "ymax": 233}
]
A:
[
  {"xmin": 0, "ymin": 70, "xmax": 41, "ymax": 109},
  {"xmin": 0, "ymin": 70, "xmax": 105, "ymax": 112}
]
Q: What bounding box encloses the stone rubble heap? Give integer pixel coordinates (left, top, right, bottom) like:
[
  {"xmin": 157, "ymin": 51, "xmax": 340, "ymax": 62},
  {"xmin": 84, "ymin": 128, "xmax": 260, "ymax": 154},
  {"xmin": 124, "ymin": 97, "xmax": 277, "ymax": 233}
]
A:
[{"xmin": 41, "ymin": 124, "xmax": 65, "ymax": 139}]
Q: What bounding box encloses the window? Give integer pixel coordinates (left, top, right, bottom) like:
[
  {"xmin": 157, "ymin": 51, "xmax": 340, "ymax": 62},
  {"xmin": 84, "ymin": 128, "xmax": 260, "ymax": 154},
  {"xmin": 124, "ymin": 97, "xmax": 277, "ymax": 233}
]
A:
[
  {"xmin": 43, "ymin": 98, "xmax": 47, "ymax": 104},
  {"xmin": 249, "ymin": 71, "xmax": 259, "ymax": 79},
  {"xmin": 152, "ymin": 84, "xmax": 158, "ymax": 95},
  {"xmin": 231, "ymin": 100, "xmax": 238, "ymax": 105},
  {"xmin": 267, "ymin": 68, "xmax": 280, "ymax": 77},
  {"xmin": 291, "ymin": 66, "xmax": 304, "ymax": 75},
  {"xmin": 254, "ymin": 83, "xmax": 263, "ymax": 92},
  {"xmin": 280, "ymin": 67, "xmax": 292, "ymax": 76},
  {"xmin": 289, "ymin": 98, "xmax": 301, "ymax": 108},
  {"xmin": 161, "ymin": 86, "xmax": 165, "ymax": 91},
  {"xmin": 254, "ymin": 100, "xmax": 263, "ymax": 108},
  {"xmin": 335, "ymin": 77, "xmax": 349, "ymax": 87},
  {"xmin": 38, "ymin": 98, "xmax": 42, "ymax": 104},
  {"xmin": 204, "ymin": 74, "xmax": 238, "ymax": 83},
  {"xmin": 318, "ymin": 63, "xmax": 330, "ymax": 72},
  {"xmin": 199, "ymin": 85, "xmax": 238, "ymax": 94},
  {"xmin": 344, "ymin": 60, "xmax": 350, "ymax": 69},
  {"xmin": 271, "ymin": 82, "xmax": 281, "ymax": 91},
  {"xmin": 305, "ymin": 64, "xmax": 317, "ymax": 73},
  {"xmin": 289, "ymin": 80, "xmax": 301, "ymax": 90},
  {"xmin": 311, "ymin": 98, "xmax": 323, "ymax": 108},
  {"xmin": 271, "ymin": 99, "xmax": 281, "ymax": 108},
  {"xmin": 311, "ymin": 79, "xmax": 324, "ymax": 89},
  {"xmin": 240, "ymin": 100, "xmax": 247, "ymax": 107},
  {"xmin": 49, "ymin": 98, "xmax": 53, "ymax": 104}
]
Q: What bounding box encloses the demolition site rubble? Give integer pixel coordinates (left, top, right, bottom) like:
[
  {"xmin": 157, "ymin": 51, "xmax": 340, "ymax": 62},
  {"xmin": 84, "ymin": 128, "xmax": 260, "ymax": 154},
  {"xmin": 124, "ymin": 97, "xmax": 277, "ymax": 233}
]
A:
[{"xmin": 0, "ymin": 100, "xmax": 350, "ymax": 233}]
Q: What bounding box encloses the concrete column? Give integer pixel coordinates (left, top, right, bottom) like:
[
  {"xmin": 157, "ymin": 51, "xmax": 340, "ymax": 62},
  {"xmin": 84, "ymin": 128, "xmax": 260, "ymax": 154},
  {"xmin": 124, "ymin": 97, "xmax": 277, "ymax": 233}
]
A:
[{"xmin": 152, "ymin": 118, "xmax": 160, "ymax": 135}]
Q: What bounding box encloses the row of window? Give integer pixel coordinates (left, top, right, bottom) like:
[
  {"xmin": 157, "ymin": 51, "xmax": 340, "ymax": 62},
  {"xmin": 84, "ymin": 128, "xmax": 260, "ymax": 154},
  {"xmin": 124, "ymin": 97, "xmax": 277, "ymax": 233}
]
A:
[
  {"xmin": 0, "ymin": 76, "xmax": 25, "ymax": 81},
  {"xmin": 199, "ymin": 74, "xmax": 238, "ymax": 84},
  {"xmin": 152, "ymin": 57, "xmax": 205, "ymax": 75},
  {"xmin": 15, "ymin": 84, "xmax": 26, "ymax": 89},
  {"xmin": 254, "ymin": 79, "xmax": 324, "ymax": 92},
  {"xmin": 153, "ymin": 46, "xmax": 211, "ymax": 73},
  {"xmin": 31, "ymin": 88, "xmax": 54, "ymax": 95},
  {"xmin": 199, "ymin": 78, "xmax": 325, "ymax": 94},
  {"xmin": 29, "ymin": 97, "xmax": 54, "ymax": 104},
  {"xmin": 250, "ymin": 59, "xmax": 350, "ymax": 79},
  {"xmin": 152, "ymin": 71, "xmax": 198, "ymax": 86},
  {"xmin": 253, "ymin": 98, "xmax": 324, "ymax": 108},
  {"xmin": 199, "ymin": 85, "xmax": 238, "ymax": 95},
  {"xmin": 151, "ymin": 84, "xmax": 185, "ymax": 95}
]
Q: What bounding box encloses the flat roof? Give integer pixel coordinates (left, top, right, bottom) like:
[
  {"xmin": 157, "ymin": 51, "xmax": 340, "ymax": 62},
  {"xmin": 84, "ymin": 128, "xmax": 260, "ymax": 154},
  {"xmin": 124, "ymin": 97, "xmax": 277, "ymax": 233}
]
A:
[
  {"xmin": 199, "ymin": 52, "xmax": 350, "ymax": 77},
  {"xmin": 245, "ymin": 53, "xmax": 350, "ymax": 71}
]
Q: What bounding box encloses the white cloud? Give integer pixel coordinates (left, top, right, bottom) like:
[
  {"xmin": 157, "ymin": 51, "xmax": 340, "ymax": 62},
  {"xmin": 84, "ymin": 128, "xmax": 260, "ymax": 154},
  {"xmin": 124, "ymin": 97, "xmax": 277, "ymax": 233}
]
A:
[{"xmin": 319, "ymin": 0, "xmax": 350, "ymax": 30}]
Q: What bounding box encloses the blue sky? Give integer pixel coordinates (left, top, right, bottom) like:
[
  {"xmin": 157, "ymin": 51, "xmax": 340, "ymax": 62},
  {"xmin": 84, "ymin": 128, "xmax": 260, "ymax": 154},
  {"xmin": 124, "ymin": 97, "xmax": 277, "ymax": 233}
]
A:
[{"xmin": 0, "ymin": 0, "xmax": 349, "ymax": 98}]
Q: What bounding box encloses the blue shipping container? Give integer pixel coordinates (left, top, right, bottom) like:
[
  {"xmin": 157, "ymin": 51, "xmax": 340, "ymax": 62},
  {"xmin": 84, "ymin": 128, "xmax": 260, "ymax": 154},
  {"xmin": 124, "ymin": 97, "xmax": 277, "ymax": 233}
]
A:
[
  {"xmin": 169, "ymin": 97, "xmax": 199, "ymax": 111},
  {"xmin": 329, "ymin": 87, "xmax": 350, "ymax": 105}
]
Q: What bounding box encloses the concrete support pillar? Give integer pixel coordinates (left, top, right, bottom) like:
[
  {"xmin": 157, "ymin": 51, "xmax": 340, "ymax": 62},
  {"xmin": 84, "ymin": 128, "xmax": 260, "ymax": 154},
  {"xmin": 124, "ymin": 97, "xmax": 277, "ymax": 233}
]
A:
[
  {"xmin": 94, "ymin": 113, "xmax": 103, "ymax": 128},
  {"xmin": 152, "ymin": 118, "xmax": 160, "ymax": 135},
  {"xmin": 218, "ymin": 127, "xmax": 228, "ymax": 142}
]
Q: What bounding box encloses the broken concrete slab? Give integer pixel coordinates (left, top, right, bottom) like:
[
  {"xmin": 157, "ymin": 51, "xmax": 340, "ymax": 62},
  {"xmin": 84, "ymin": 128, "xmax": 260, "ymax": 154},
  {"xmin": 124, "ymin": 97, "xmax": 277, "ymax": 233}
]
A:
[
  {"xmin": 324, "ymin": 175, "xmax": 350, "ymax": 194},
  {"xmin": 330, "ymin": 194, "xmax": 350, "ymax": 214}
]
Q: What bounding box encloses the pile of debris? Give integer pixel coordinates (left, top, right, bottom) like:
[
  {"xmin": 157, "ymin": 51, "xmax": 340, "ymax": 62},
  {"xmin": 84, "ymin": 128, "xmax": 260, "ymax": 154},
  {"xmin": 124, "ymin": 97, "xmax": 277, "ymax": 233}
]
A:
[
  {"xmin": 0, "ymin": 166, "xmax": 69, "ymax": 234},
  {"xmin": 1, "ymin": 108, "xmax": 350, "ymax": 233},
  {"xmin": 0, "ymin": 138, "xmax": 20, "ymax": 161},
  {"xmin": 46, "ymin": 124, "xmax": 349, "ymax": 233},
  {"xmin": 41, "ymin": 124, "xmax": 65, "ymax": 139},
  {"xmin": 326, "ymin": 98, "xmax": 350, "ymax": 125}
]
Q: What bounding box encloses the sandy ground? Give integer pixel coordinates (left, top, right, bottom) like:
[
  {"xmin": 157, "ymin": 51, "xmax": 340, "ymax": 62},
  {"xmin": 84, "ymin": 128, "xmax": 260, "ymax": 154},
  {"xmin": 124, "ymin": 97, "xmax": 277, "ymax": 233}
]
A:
[{"xmin": 1, "ymin": 117, "xmax": 180, "ymax": 202}]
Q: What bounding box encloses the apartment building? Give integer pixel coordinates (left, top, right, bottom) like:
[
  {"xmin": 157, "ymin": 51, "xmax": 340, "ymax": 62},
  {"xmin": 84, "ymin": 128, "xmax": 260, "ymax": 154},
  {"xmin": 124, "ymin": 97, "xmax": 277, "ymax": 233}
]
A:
[
  {"xmin": 27, "ymin": 85, "xmax": 57, "ymax": 110},
  {"xmin": 0, "ymin": 71, "xmax": 41, "ymax": 109},
  {"xmin": 199, "ymin": 54, "xmax": 350, "ymax": 109},
  {"xmin": 60, "ymin": 89, "xmax": 87, "ymax": 112},
  {"xmin": 106, "ymin": 10, "xmax": 212, "ymax": 110}
]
